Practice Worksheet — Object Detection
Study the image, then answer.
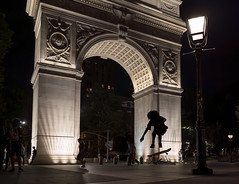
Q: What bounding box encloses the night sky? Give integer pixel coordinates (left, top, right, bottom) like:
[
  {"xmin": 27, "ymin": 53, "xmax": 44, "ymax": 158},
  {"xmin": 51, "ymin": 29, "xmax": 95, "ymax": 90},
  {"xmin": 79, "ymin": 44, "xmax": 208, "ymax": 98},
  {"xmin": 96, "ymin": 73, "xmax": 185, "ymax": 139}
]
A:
[
  {"xmin": 1, "ymin": 0, "xmax": 238, "ymax": 122},
  {"xmin": 181, "ymin": 0, "xmax": 239, "ymax": 94}
]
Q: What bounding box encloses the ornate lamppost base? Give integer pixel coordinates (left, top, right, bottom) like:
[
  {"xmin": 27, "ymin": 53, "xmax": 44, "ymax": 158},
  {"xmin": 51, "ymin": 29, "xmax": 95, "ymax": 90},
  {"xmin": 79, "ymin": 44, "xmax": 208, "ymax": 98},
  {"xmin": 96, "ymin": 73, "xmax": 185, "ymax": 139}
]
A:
[{"xmin": 192, "ymin": 167, "xmax": 213, "ymax": 175}]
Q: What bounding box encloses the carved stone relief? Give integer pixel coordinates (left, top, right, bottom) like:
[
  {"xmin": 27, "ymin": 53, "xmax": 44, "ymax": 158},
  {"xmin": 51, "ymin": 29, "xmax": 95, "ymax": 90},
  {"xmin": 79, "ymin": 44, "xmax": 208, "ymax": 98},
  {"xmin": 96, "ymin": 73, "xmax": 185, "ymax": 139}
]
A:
[
  {"xmin": 76, "ymin": 24, "xmax": 104, "ymax": 54},
  {"xmin": 46, "ymin": 17, "xmax": 70, "ymax": 63},
  {"xmin": 162, "ymin": 49, "xmax": 177, "ymax": 85},
  {"xmin": 112, "ymin": 6, "xmax": 134, "ymax": 40},
  {"xmin": 161, "ymin": 1, "xmax": 178, "ymax": 15},
  {"xmin": 141, "ymin": 42, "xmax": 159, "ymax": 72}
]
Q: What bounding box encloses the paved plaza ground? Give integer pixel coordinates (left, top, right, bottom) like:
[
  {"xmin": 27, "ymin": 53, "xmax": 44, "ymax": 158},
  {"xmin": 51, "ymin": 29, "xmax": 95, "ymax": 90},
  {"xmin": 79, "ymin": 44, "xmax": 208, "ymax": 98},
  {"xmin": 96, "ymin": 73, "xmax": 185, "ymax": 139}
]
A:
[{"xmin": 0, "ymin": 161, "xmax": 238, "ymax": 184}]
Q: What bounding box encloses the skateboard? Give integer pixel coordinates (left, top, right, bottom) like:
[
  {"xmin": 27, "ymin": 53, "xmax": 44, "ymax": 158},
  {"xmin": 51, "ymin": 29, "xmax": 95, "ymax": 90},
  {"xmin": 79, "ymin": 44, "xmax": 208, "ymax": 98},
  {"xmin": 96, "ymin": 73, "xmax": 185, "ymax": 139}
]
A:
[
  {"xmin": 147, "ymin": 148, "xmax": 171, "ymax": 157},
  {"xmin": 147, "ymin": 148, "xmax": 171, "ymax": 164}
]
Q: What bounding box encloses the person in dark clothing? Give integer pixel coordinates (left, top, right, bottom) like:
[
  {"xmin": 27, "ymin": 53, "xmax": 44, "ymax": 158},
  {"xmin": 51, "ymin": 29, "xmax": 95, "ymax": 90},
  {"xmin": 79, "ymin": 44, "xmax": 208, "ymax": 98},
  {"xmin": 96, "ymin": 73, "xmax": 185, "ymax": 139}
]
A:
[
  {"xmin": 0, "ymin": 119, "xmax": 10, "ymax": 172},
  {"xmin": 29, "ymin": 146, "xmax": 37, "ymax": 165},
  {"xmin": 127, "ymin": 140, "xmax": 139, "ymax": 165},
  {"xmin": 8, "ymin": 119, "xmax": 24, "ymax": 172},
  {"xmin": 140, "ymin": 111, "xmax": 167, "ymax": 148},
  {"xmin": 0, "ymin": 119, "xmax": 5, "ymax": 171},
  {"xmin": 77, "ymin": 138, "xmax": 86, "ymax": 167}
]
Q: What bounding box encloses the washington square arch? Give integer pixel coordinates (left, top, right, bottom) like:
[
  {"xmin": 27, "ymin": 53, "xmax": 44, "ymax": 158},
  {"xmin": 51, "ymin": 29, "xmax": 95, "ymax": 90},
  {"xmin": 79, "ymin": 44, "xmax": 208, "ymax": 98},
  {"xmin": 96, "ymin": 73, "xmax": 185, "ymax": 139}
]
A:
[{"xmin": 26, "ymin": 0, "xmax": 187, "ymax": 164}]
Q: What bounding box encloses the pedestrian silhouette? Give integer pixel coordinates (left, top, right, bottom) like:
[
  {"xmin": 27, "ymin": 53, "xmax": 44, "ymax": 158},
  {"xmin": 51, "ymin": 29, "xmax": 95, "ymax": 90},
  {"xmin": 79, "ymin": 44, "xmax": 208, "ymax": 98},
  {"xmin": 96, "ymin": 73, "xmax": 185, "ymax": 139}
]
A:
[
  {"xmin": 127, "ymin": 140, "xmax": 139, "ymax": 165},
  {"xmin": 77, "ymin": 138, "xmax": 86, "ymax": 167},
  {"xmin": 1, "ymin": 119, "xmax": 11, "ymax": 172},
  {"xmin": 21, "ymin": 144, "xmax": 26, "ymax": 165},
  {"xmin": 193, "ymin": 149, "xmax": 197, "ymax": 164},
  {"xmin": 29, "ymin": 146, "xmax": 37, "ymax": 165},
  {"xmin": 0, "ymin": 119, "xmax": 5, "ymax": 171},
  {"xmin": 8, "ymin": 119, "xmax": 24, "ymax": 172},
  {"xmin": 140, "ymin": 111, "xmax": 168, "ymax": 148}
]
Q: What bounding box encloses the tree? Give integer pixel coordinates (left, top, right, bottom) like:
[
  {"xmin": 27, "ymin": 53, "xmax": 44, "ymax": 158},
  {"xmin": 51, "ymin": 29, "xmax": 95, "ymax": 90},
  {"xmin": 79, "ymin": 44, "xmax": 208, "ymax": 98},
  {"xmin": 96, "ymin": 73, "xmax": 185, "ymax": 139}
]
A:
[
  {"xmin": 0, "ymin": 13, "xmax": 14, "ymax": 119},
  {"xmin": 235, "ymin": 104, "xmax": 239, "ymax": 123},
  {"xmin": 0, "ymin": 13, "xmax": 13, "ymax": 62},
  {"xmin": 181, "ymin": 87, "xmax": 197, "ymax": 154}
]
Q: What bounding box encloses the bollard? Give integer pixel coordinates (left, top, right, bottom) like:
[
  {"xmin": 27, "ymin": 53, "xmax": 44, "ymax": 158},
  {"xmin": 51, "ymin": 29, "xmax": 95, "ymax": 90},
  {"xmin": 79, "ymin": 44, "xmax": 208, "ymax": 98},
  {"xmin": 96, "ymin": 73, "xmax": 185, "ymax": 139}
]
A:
[
  {"xmin": 99, "ymin": 156, "xmax": 103, "ymax": 165},
  {"xmin": 113, "ymin": 155, "xmax": 118, "ymax": 164},
  {"xmin": 140, "ymin": 157, "xmax": 144, "ymax": 164},
  {"xmin": 127, "ymin": 156, "xmax": 131, "ymax": 165}
]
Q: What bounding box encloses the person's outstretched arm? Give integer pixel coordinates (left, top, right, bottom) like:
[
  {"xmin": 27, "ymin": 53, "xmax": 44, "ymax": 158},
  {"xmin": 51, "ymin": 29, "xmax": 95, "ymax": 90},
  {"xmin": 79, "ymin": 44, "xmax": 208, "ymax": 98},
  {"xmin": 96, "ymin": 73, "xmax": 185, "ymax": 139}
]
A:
[
  {"xmin": 140, "ymin": 128, "xmax": 148, "ymax": 142},
  {"xmin": 140, "ymin": 122, "xmax": 151, "ymax": 142}
]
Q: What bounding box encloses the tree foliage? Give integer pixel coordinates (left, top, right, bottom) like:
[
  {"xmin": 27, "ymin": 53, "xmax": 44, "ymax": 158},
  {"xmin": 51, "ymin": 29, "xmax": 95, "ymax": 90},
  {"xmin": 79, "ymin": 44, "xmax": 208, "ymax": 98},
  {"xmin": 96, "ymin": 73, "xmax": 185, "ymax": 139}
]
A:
[
  {"xmin": 0, "ymin": 13, "xmax": 13, "ymax": 88},
  {"xmin": 0, "ymin": 12, "xmax": 30, "ymax": 122},
  {"xmin": 80, "ymin": 85, "xmax": 132, "ymax": 156},
  {"xmin": 0, "ymin": 12, "xmax": 14, "ymax": 120},
  {"xmin": 81, "ymin": 85, "xmax": 130, "ymax": 137},
  {"xmin": 236, "ymin": 104, "xmax": 239, "ymax": 123},
  {"xmin": 0, "ymin": 13, "xmax": 13, "ymax": 62}
]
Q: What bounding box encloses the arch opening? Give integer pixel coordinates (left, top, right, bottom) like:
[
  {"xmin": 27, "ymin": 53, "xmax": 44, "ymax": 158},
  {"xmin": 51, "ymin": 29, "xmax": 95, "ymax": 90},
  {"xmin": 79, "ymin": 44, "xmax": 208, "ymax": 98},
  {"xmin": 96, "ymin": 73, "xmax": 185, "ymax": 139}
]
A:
[
  {"xmin": 80, "ymin": 56, "xmax": 134, "ymax": 157},
  {"xmin": 82, "ymin": 39, "xmax": 155, "ymax": 94}
]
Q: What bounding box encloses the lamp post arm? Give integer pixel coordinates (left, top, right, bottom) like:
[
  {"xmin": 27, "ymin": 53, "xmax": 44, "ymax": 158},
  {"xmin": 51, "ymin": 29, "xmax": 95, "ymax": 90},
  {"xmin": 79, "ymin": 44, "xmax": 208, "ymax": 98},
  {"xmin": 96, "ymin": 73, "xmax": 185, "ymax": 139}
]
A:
[
  {"xmin": 202, "ymin": 48, "xmax": 216, "ymax": 52},
  {"xmin": 182, "ymin": 50, "xmax": 196, "ymax": 56}
]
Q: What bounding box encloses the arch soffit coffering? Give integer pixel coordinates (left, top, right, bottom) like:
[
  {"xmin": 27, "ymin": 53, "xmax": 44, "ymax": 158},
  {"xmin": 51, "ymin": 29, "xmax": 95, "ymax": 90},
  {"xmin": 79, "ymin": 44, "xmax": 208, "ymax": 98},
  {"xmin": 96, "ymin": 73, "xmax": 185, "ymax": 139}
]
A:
[{"xmin": 76, "ymin": 34, "xmax": 158, "ymax": 94}]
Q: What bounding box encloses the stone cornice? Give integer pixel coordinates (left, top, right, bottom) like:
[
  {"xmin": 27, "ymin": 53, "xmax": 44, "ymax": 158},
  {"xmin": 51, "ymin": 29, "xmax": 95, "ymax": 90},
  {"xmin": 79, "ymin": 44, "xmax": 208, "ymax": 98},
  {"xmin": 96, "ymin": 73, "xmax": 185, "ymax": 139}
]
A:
[
  {"xmin": 74, "ymin": 0, "xmax": 186, "ymax": 35},
  {"xmin": 133, "ymin": 84, "xmax": 183, "ymax": 99},
  {"xmin": 26, "ymin": 0, "xmax": 40, "ymax": 18},
  {"xmin": 31, "ymin": 63, "xmax": 84, "ymax": 85},
  {"xmin": 27, "ymin": 0, "xmax": 186, "ymax": 35}
]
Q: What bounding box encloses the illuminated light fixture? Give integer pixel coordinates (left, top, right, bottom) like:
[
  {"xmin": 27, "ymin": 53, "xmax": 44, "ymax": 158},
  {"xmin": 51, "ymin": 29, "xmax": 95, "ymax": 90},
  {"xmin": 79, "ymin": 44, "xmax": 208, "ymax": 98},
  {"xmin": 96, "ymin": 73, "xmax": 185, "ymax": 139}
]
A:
[
  {"xmin": 228, "ymin": 134, "xmax": 233, "ymax": 140},
  {"xmin": 20, "ymin": 121, "xmax": 26, "ymax": 125},
  {"xmin": 186, "ymin": 16, "xmax": 208, "ymax": 49}
]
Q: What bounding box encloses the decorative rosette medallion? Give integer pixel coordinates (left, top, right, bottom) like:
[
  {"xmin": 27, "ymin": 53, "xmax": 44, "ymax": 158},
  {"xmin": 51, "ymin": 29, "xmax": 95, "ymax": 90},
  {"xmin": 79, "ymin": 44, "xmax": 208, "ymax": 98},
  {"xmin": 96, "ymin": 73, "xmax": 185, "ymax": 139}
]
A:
[
  {"xmin": 46, "ymin": 17, "xmax": 70, "ymax": 63},
  {"xmin": 162, "ymin": 49, "xmax": 177, "ymax": 85}
]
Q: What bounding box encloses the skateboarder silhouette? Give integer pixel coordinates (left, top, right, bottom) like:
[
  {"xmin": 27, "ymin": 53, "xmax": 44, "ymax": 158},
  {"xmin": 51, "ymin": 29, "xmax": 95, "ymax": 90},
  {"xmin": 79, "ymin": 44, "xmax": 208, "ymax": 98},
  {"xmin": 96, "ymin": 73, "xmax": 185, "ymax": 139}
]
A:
[{"xmin": 140, "ymin": 110, "xmax": 167, "ymax": 148}]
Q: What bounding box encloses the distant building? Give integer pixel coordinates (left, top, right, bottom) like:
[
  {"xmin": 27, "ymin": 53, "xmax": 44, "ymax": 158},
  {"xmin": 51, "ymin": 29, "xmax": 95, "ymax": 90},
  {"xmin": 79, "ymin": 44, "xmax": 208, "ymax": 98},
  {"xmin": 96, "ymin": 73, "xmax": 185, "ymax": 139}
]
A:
[{"xmin": 82, "ymin": 57, "xmax": 116, "ymax": 99}]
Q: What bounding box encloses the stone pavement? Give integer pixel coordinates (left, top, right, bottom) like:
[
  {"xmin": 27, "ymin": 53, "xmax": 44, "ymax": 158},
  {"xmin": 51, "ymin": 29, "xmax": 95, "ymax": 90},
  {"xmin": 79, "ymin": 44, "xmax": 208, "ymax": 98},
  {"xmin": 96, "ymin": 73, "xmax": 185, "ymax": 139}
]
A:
[{"xmin": 0, "ymin": 161, "xmax": 238, "ymax": 184}]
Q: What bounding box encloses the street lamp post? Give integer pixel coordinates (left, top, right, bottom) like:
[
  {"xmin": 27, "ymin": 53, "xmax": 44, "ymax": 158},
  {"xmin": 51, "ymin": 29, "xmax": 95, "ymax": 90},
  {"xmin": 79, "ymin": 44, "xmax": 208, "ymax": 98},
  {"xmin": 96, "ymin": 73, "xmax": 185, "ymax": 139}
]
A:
[
  {"xmin": 186, "ymin": 16, "xmax": 213, "ymax": 175},
  {"xmin": 228, "ymin": 133, "xmax": 233, "ymax": 162}
]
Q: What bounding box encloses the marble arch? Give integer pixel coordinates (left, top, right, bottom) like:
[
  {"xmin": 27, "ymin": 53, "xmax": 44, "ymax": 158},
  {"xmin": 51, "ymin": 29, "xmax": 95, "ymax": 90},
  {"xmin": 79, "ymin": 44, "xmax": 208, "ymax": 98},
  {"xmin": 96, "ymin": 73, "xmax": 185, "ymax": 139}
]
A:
[{"xmin": 26, "ymin": 0, "xmax": 186, "ymax": 164}]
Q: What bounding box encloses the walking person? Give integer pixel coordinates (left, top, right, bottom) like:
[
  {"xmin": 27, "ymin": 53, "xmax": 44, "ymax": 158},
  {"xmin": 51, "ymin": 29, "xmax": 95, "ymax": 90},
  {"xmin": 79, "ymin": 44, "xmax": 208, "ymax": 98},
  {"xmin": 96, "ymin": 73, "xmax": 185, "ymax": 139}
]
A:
[
  {"xmin": 77, "ymin": 138, "xmax": 86, "ymax": 168},
  {"xmin": 0, "ymin": 119, "xmax": 5, "ymax": 171},
  {"xmin": 29, "ymin": 146, "xmax": 37, "ymax": 165},
  {"xmin": 1, "ymin": 134, "xmax": 10, "ymax": 172},
  {"xmin": 127, "ymin": 140, "xmax": 139, "ymax": 165},
  {"xmin": 193, "ymin": 149, "xmax": 197, "ymax": 164},
  {"xmin": 21, "ymin": 144, "xmax": 26, "ymax": 165},
  {"xmin": 1, "ymin": 119, "xmax": 11, "ymax": 172},
  {"xmin": 140, "ymin": 111, "xmax": 168, "ymax": 148},
  {"xmin": 8, "ymin": 119, "xmax": 24, "ymax": 172},
  {"xmin": 178, "ymin": 149, "xmax": 183, "ymax": 163}
]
